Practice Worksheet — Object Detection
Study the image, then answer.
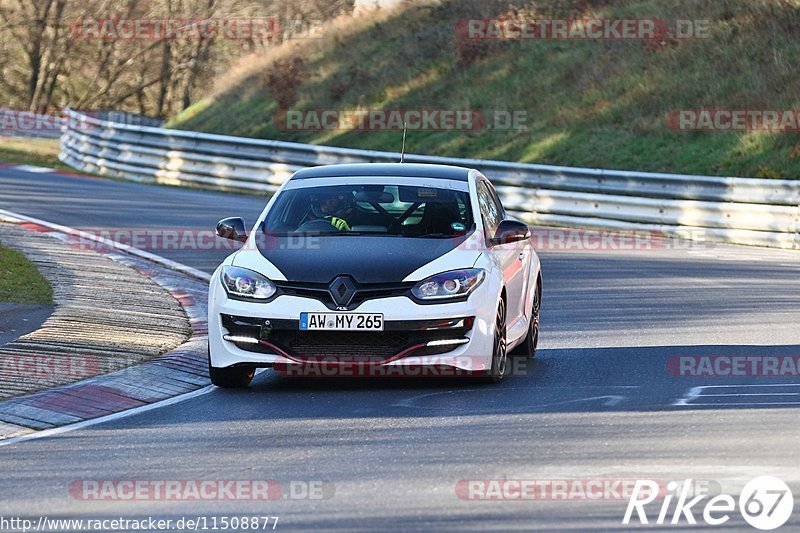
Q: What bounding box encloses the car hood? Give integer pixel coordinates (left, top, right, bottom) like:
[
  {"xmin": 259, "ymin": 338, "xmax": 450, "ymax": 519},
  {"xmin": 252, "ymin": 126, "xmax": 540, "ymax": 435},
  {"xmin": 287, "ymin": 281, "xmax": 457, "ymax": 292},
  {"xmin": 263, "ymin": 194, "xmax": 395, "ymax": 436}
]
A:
[{"xmin": 237, "ymin": 234, "xmax": 478, "ymax": 284}]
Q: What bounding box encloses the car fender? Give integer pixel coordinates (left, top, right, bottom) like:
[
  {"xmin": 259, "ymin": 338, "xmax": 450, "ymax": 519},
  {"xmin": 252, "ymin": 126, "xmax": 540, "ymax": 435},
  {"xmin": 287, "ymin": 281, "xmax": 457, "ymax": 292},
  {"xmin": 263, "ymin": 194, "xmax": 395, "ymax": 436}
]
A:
[
  {"xmin": 472, "ymin": 251, "xmax": 506, "ymax": 321},
  {"xmin": 524, "ymin": 252, "xmax": 542, "ymax": 318}
]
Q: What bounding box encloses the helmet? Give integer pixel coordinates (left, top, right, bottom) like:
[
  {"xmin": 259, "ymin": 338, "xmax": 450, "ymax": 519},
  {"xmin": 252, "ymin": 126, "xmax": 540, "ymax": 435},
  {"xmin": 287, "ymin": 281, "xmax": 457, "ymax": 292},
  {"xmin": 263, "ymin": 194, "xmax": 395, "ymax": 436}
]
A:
[{"xmin": 310, "ymin": 189, "xmax": 353, "ymax": 218}]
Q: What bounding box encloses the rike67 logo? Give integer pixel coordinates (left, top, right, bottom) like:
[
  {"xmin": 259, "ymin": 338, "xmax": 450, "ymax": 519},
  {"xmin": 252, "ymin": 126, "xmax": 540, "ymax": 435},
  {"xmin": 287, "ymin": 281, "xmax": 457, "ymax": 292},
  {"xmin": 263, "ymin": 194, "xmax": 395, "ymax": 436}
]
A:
[{"xmin": 624, "ymin": 477, "xmax": 793, "ymax": 530}]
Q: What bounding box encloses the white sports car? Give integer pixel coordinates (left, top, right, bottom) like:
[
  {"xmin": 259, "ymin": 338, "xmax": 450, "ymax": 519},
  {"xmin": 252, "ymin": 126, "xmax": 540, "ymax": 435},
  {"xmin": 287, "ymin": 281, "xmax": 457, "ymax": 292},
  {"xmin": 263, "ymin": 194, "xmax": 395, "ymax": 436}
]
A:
[{"xmin": 208, "ymin": 163, "xmax": 541, "ymax": 387}]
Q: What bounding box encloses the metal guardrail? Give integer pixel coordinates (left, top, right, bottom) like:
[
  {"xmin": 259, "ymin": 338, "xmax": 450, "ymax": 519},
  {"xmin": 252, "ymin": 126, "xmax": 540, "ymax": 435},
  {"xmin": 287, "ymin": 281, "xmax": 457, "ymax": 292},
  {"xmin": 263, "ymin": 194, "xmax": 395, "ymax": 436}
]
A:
[{"xmin": 60, "ymin": 108, "xmax": 800, "ymax": 250}]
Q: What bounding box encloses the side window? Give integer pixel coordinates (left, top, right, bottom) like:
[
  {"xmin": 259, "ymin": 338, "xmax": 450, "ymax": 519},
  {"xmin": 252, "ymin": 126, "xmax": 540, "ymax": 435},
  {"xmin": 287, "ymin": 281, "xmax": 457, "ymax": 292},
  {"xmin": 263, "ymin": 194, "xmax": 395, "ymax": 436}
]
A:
[{"xmin": 477, "ymin": 181, "xmax": 502, "ymax": 236}]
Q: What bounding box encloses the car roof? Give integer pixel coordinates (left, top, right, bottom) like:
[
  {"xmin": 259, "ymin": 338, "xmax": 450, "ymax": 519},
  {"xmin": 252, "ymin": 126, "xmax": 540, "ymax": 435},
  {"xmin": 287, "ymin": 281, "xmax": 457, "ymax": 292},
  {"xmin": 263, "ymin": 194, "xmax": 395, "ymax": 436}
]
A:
[{"xmin": 289, "ymin": 163, "xmax": 473, "ymax": 182}]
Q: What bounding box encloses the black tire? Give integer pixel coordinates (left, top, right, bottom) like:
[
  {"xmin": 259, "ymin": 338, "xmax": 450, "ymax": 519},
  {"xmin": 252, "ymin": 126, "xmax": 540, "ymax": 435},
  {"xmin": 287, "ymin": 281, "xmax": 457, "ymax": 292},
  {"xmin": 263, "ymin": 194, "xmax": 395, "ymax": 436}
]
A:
[
  {"xmin": 482, "ymin": 301, "xmax": 508, "ymax": 383},
  {"xmin": 510, "ymin": 278, "xmax": 541, "ymax": 359},
  {"xmin": 208, "ymin": 345, "xmax": 255, "ymax": 388}
]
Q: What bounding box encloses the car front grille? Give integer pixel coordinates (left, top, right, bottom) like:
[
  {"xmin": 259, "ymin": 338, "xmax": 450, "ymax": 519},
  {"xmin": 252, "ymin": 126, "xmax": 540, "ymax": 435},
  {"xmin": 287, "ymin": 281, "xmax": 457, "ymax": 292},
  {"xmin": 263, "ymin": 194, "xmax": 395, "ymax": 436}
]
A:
[
  {"xmin": 266, "ymin": 329, "xmax": 463, "ymax": 362},
  {"xmin": 273, "ymin": 280, "xmax": 415, "ymax": 310},
  {"xmin": 221, "ymin": 314, "xmax": 473, "ymax": 363}
]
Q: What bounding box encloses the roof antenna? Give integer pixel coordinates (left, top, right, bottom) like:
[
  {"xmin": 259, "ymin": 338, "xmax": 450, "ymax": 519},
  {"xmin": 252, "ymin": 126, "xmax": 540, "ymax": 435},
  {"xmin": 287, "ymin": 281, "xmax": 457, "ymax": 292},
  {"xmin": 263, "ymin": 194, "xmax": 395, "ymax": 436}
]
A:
[{"xmin": 399, "ymin": 122, "xmax": 407, "ymax": 163}]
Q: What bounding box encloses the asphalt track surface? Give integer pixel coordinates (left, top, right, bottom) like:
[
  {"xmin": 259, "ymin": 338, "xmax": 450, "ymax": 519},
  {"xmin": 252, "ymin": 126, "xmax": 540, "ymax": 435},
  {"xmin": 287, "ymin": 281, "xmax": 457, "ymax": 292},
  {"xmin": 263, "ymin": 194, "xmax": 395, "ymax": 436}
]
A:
[
  {"xmin": 1, "ymin": 166, "xmax": 799, "ymax": 531},
  {"xmin": 0, "ymin": 303, "xmax": 52, "ymax": 346}
]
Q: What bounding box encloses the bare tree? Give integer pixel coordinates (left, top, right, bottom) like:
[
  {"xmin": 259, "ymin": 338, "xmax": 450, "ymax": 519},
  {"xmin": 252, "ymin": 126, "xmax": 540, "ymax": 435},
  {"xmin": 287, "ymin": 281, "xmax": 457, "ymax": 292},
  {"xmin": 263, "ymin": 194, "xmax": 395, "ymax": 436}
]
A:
[{"xmin": 0, "ymin": 0, "xmax": 355, "ymax": 116}]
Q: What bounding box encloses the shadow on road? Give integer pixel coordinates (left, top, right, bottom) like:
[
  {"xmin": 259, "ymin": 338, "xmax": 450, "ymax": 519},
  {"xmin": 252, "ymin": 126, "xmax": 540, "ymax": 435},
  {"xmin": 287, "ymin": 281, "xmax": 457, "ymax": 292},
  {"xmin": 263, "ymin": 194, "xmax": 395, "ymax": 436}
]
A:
[{"xmin": 185, "ymin": 343, "xmax": 800, "ymax": 418}]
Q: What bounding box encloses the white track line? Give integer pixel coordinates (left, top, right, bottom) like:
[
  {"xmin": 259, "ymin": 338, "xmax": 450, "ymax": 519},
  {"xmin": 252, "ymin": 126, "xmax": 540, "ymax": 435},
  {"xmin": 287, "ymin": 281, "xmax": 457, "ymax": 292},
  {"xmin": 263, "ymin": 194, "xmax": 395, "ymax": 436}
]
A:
[
  {"xmin": 684, "ymin": 402, "xmax": 800, "ymax": 407},
  {"xmin": 11, "ymin": 164, "xmax": 55, "ymax": 173},
  {"xmin": 0, "ymin": 209, "xmax": 211, "ymax": 282},
  {"xmin": 674, "ymin": 384, "xmax": 800, "ymax": 406},
  {"xmin": 0, "ymin": 208, "xmax": 218, "ymax": 446},
  {"xmin": 0, "ymin": 386, "xmax": 214, "ymax": 447}
]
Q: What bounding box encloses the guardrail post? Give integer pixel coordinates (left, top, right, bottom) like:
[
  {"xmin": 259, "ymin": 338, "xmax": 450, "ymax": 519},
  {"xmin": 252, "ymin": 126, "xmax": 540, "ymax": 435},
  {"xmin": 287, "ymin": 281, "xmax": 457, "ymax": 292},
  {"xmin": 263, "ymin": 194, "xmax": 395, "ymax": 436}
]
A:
[{"xmin": 795, "ymin": 203, "xmax": 800, "ymax": 250}]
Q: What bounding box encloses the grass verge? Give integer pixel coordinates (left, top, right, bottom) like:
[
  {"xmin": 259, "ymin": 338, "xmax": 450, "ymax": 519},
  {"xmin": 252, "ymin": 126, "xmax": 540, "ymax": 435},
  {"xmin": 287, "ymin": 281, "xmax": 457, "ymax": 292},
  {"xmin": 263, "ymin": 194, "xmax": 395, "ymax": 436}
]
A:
[
  {"xmin": 171, "ymin": 0, "xmax": 800, "ymax": 179},
  {"xmin": 0, "ymin": 244, "xmax": 53, "ymax": 305},
  {"xmin": 0, "ymin": 137, "xmax": 70, "ymax": 170}
]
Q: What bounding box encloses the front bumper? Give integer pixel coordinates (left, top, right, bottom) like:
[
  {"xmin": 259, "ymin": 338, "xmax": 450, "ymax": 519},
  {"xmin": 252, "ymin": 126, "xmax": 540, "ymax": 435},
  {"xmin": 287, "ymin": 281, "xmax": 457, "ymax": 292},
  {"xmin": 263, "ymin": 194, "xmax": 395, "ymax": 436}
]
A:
[{"xmin": 208, "ymin": 281, "xmax": 497, "ymax": 374}]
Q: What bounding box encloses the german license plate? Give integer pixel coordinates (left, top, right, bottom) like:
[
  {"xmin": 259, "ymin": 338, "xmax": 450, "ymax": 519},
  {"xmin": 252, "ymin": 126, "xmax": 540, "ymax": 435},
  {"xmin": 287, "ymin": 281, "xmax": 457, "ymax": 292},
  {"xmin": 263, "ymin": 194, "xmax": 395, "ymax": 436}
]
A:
[{"xmin": 300, "ymin": 312, "xmax": 384, "ymax": 331}]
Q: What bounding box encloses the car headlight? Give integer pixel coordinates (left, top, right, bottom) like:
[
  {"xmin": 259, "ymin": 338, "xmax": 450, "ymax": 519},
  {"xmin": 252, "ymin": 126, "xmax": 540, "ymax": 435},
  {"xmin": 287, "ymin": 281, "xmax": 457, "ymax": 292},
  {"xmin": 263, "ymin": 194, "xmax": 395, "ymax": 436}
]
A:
[
  {"xmin": 221, "ymin": 266, "xmax": 277, "ymax": 300},
  {"xmin": 411, "ymin": 269, "xmax": 486, "ymax": 301}
]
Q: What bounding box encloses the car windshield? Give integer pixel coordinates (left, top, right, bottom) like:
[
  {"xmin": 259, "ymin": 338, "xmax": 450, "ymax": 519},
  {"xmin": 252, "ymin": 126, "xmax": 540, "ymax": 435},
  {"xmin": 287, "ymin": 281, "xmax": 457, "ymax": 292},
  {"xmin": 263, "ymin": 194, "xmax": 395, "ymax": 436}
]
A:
[{"xmin": 262, "ymin": 183, "xmax": 474, "ymax": 237}]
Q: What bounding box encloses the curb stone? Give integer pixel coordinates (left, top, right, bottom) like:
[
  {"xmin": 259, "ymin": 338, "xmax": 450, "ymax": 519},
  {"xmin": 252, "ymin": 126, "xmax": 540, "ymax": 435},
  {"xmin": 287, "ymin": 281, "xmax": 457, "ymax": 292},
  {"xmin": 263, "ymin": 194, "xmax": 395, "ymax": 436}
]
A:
[{"xmin": 0, "ymin": 216, "xmax": 210, "ymax": 439}]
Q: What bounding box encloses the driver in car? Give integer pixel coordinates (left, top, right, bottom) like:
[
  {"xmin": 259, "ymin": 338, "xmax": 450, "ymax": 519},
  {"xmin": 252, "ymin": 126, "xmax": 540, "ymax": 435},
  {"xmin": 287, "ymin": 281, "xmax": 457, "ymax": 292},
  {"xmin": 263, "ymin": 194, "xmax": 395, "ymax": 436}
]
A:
[{"xmin": 311, "ymin": 190, "xmax": 353, "ymax": 231}]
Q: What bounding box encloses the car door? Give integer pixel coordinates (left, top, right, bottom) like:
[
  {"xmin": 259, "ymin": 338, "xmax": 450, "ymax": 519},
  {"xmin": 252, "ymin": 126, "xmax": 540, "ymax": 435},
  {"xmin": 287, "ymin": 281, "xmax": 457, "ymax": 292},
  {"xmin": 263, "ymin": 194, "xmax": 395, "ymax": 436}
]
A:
[
  {"xmin": 477, "ymin": 180, "xmax": 529, "ymax": 327},
  {"xmin": 488, "ymin": 182, "xmax": 532, "ymax": 326}
]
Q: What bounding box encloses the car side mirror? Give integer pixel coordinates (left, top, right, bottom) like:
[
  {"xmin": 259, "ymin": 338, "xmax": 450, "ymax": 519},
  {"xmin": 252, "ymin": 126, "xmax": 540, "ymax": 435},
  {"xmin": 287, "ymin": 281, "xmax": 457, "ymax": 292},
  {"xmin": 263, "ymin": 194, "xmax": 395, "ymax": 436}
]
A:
[
  {"xmin": 490, "ymin": 219, "xmax": 530, "ymax": 246},
  {"xmin": 216, "ymin": 217, "xmax": 248, "ymax": 242}
]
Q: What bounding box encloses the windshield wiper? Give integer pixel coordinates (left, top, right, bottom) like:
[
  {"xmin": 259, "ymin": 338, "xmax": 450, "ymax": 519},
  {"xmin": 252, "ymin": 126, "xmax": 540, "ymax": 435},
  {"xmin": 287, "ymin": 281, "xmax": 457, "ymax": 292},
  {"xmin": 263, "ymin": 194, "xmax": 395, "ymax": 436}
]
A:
[{"xmin": 400, "ymin": 233, "xmax": 459, "ymax": 239}]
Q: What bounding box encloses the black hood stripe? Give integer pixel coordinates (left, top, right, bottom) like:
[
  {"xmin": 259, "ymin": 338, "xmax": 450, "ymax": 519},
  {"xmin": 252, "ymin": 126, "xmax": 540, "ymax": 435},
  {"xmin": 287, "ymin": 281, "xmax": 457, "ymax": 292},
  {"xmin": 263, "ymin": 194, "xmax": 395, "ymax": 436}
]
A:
[{"xmin": 255, "ymin": 234, "xmax": 469, "ymax": 284}]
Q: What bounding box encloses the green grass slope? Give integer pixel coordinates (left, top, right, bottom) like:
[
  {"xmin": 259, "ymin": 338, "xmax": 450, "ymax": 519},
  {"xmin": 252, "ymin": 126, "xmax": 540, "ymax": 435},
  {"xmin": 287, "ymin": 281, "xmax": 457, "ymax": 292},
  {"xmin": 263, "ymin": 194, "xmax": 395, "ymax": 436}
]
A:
[
  {"xmin": 0, "ymin": 244, "xmax": 53, "ymax": 305},
  {"xmin": 170, "ymin": 0, "xmax": 800, "ymax": 179}
]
